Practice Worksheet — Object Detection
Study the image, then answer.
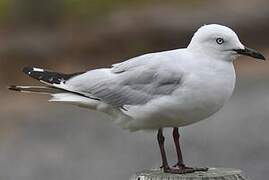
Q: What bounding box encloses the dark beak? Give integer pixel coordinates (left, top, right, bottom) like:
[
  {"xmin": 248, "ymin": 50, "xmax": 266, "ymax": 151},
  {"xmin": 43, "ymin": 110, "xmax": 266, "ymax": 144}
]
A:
[{"xmin": 234, "ymin": 47, "xmax": 266, "ymax": 60}]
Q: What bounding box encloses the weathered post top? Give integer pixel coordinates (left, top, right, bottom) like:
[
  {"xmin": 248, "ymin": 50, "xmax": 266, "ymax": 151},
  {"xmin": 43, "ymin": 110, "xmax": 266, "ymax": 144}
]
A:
[{"xmin": 130, "ymin": 168, "xmax": 248, "ymax": 180}]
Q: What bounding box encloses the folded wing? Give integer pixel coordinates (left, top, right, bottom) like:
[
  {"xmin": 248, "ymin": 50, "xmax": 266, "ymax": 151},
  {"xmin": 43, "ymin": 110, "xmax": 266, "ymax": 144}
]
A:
[{"xmin": 66, "ymin": 52, "xmax": 184, "ymax": 108}]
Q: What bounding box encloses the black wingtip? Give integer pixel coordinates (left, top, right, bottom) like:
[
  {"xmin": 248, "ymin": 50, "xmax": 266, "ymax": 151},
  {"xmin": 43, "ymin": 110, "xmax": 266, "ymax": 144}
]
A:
[
  {"xmin": 8, "ymin": 85, "xmax": 21, "ymax": 92},
  {"xmin": 22, "ymin": 67, "xmax": 34, "ymax": 75},
  {"xmin": 21, "ymin": 67, "xmax": 84, "ymax": 85}
]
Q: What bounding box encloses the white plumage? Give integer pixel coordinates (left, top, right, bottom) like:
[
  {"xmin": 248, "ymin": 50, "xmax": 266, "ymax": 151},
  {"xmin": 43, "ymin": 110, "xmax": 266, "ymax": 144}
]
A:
[
  {"xmin": 9, "ymin": 24, "xmax": 266, "ymax": 174},
  {"xmin": 10, "ymin": 24, "xmax": 265, "ymax": 131}
]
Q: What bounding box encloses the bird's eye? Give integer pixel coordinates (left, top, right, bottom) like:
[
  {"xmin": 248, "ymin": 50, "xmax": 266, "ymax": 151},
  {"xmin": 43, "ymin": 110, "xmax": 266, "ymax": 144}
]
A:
[{"xmin": 216, "ymin": 38, "xmax": 224, "ymax": 45}]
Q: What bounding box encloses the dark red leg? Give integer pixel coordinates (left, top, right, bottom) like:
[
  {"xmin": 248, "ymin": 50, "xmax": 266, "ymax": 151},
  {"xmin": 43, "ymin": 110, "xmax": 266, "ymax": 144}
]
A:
[
  {"xmin": 157, "ymin": 128, "xmax": 170, "ymax": 171},
  {"xmin": 172, "ymin": 127, "xmax": 208, "ymax": 172},
  {"xmin": 157, "ymin": 129, "xmax": 195, "ymax": 174},
  {"xmin": 173, "ymin": 127, "xmax": 184, "ymax": 167}
]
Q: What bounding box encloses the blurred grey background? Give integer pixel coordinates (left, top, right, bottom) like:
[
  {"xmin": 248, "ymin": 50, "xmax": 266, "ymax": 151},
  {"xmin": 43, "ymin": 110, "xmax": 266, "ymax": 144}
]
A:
[{"xmin": 1, "ymin": 0, "xmax": 269, "ymax": 179}]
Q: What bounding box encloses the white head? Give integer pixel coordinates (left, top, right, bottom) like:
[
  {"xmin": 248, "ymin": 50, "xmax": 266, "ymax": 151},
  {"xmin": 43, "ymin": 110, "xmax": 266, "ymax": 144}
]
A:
[{"xmin": 188, "ymin": 24, "xmax": 265, "ymax": 61}]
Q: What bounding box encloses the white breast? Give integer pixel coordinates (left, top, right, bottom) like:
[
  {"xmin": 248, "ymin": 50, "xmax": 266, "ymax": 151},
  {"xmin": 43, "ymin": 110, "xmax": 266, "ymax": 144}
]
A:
[{"xmin": 173, "ymin": 59, "xmax": 236, "ymax": 125}]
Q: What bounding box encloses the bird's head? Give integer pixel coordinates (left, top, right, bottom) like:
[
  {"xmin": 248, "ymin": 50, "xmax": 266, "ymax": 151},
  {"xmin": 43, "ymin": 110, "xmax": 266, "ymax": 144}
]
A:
[{"xmin": 188, "ymin": 24, "xmax": 265, "ymax": 61}]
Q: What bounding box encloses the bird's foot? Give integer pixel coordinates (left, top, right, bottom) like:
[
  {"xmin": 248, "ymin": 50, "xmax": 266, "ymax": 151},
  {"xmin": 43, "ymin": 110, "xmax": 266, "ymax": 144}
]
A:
[
  {"xmin": 172, "ymin": 163, "xmax": 209, "ymax": 172},
  {"xmin": 161, "ymin": 165, "xmax": 195, "ymax": 174}
]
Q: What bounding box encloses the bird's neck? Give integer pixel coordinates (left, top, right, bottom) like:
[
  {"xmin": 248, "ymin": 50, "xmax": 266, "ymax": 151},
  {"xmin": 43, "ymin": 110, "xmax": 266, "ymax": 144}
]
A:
[{"xmin": 187, "ymin": 46, "xmax": 234, "ymax": 62}]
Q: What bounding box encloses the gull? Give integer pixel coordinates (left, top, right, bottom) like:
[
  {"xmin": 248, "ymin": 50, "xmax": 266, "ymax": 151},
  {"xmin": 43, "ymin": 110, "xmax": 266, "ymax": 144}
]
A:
[{"xmin": 9, "ymin": 24, "xmax": 265, "ymax": 174}]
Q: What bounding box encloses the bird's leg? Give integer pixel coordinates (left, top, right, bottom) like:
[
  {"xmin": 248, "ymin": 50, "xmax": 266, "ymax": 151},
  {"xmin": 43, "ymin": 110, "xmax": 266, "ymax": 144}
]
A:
[
  {"xmin": 157, "ymin": 128, "xmax": 195, "ymax": 174},
  {"xmin": 172, "ymin": 127, "xmax": 184, "ymax": 168},
  {"xmin": 172, "ymin": 127, "xmax": 208, "ymax": 172},
  {"xmin": 157, "ymin": 128, "xmax": 170, "ymax": 171}
]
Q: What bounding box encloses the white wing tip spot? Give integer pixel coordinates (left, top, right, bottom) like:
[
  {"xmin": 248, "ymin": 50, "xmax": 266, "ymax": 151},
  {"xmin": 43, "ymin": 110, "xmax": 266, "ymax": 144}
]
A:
[{"xmin": 33, "ymin": 67, "xmax": 44, "ymax": 72}]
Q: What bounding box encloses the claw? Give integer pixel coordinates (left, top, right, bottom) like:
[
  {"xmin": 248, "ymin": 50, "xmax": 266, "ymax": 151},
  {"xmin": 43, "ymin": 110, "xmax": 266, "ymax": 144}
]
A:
[
  {"xmin": 193, "ymin": 167, "xmax": 209, "ymax": 171},
  {"xmin": 160, "ymin": 164, "xmax": 170, "ymax": 170},
  {"xmin": 163, "ymin": 166, "xmax": 195, "ymax": 174},
  {"xmin": 172, "ymin": 162, "xmax": 186, "ymax": 168},
  {"xmin": 167, "ymin": 163, "xmax": 209, "ymax": 174}
]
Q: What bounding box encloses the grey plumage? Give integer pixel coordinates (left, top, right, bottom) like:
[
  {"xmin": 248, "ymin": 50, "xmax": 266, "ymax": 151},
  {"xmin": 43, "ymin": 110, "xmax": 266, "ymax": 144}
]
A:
[{"xmin": 66, "ymin": 51, "xmax": 183, "ymax": 108}]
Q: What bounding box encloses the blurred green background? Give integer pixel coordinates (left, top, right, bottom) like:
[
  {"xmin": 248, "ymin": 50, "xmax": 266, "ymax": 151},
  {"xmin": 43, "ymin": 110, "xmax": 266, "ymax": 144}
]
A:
[{"xmin": 1, "ymin": 0, "xmax": 269, "ymax": 180}]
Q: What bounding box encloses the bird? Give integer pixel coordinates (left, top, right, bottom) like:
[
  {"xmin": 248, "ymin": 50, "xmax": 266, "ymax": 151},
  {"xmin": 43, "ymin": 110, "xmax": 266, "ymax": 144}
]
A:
[{"xmin": 9, "ymin": 24, "xmax": 266, "ymax": 174}]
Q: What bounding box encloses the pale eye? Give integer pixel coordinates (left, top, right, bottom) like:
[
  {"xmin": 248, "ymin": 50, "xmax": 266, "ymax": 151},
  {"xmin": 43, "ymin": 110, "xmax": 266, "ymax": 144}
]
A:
[{"xmin": 216, "ymin": 38, "xmax": 224, "ymax": 45}]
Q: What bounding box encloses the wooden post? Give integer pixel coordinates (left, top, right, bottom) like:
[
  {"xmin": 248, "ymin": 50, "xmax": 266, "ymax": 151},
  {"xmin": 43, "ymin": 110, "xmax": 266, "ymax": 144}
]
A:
[{"xmin": 130, "ymin": 168, "xmax": 248, "ymax": 180}]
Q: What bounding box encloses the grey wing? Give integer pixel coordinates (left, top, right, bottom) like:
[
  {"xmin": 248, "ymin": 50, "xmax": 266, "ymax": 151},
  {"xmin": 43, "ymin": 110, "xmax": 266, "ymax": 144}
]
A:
[{"xmin": 66, "ymin": 53, "xmax": 184, "ymax": 108}]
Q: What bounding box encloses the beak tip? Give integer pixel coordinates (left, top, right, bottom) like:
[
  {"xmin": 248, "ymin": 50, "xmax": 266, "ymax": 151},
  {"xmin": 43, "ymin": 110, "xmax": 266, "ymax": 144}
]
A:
[
  {"xmin": 234, "ymin": 47, "xmax": 266, "ymax": 61},
  {"xmin": 257, "ymin": 54, "xmax": 266, "ymax": 60}
]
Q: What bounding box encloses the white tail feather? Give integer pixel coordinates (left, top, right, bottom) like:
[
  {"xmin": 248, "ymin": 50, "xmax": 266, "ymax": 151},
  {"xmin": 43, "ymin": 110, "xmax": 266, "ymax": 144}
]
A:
[{"xmin": 49, "ymin": 93, "xmax": 100, "ymax": 108}]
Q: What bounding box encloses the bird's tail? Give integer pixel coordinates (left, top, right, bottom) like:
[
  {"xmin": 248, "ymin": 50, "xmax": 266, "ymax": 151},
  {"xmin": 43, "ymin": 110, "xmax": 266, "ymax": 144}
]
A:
[
  {"xmin": 8, "ymin": 66, "xmax": 84, "ymax": 95},
  {"xmin": 8, "ymin": 67, "xmax": 102, "ymax": 108},
  {"xmin": 8, "ymin": 85, "xmax": 101, "ymax": 110},
  {"xmin": 8, "ymin": 85, "xmax": 63, "ymax": 94}
]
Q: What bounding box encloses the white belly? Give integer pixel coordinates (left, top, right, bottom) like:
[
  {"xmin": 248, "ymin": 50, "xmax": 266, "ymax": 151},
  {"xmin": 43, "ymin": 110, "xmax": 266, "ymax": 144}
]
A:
[{"xmin": 123, "ymin": 62, "xmax": 236, "ymax": 130}]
